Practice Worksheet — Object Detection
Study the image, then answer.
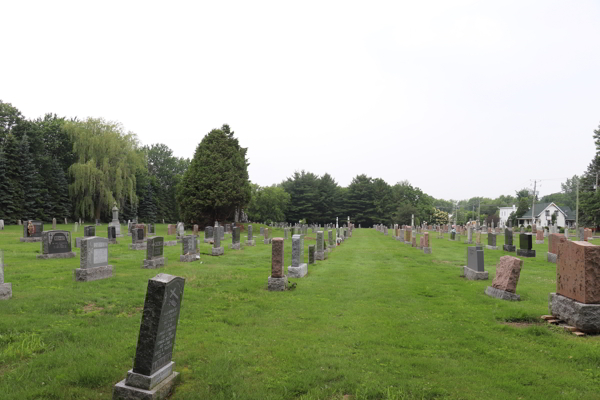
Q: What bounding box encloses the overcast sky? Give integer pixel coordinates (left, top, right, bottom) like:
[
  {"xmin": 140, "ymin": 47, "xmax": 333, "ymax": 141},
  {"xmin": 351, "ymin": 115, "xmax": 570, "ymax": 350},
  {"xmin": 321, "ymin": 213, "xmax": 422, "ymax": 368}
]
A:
[{"xmin": 2, "ymin": 1, "xmax": 599, "ymax": 202}]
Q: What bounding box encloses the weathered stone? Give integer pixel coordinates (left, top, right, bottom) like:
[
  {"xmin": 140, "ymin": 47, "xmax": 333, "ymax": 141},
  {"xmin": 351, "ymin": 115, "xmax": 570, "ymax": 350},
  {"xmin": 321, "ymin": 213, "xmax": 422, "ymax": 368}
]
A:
[
  {"xmin": 488, "ymin": 233, "xmax": 497, "ymax": 247},
  {"xmin": 20, "ymin": 220, "xmax": 43, "ymax": 242},
  {"xmin": 75, "ymin": 237, "xmax": 113, "ymax": 282},
  {"xmin": 288, "ymin": 235, "xmax": 307, "ymax": 278},
  {"xmin": 0, "ymin": 251, "xmax": 12, "ymax": 300},
  {"xmin": 463, "ymin": 266, "xmax": 488, "ymax": 280},
  {"xmin": 246, "ymin": 225, "xmax": 255, "ymax": 246},
  {"xmin": 204, "ymin": 226, "xmax": 213, "ymax": 243},
  {"xmin": 271, "ymin": 238, "xmax": 284, "ymax": 278},
  {"xmin": 549, "ymin": 292, "xmax": 600, "ymax": 332},
  {"xmin": 308, "ymin": 245, "xmax": 315, "ymax": 264},
  {"xmin": 113, "ymin": 274, "xmax": 184, "ymax": 399},
  {"xmin": 557, "ymin": 240, "xmax": 600, "ymax": 303},
  {"xmin": 467, "ymin": 246, "xmax": 484, "ymax": 272},
  {"xmin": 549, "ymin": 233, "xmax": 566, "ymax": 255},
  {"xmin": 485, "ymin": 286, "xmax": 520, "ymax": 301},
  {"xmin": 38, "ymin": 230, "xmax": 76, "ymax": 259},
  {"xmin": 491, "ymin": 256, "xmax": 523, "ymax": 293},
  {"xmin": 143, "ymin": 237, "xmax": 166, "ymax": 269},
  {"xmin": 505, "ymin": 229, "xmax": 513, "ymax": 246},
  {"xmin": 547, "ymin": 252, "xmax": 558, "ymax": 263}
]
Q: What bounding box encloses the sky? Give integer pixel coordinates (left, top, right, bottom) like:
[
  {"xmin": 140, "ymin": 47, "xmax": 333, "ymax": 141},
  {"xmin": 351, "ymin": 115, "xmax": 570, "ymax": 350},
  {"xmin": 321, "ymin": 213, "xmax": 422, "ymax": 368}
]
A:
[{"xmin": 2, "ymin": 0, "xmax": 599, "ymax": 202}]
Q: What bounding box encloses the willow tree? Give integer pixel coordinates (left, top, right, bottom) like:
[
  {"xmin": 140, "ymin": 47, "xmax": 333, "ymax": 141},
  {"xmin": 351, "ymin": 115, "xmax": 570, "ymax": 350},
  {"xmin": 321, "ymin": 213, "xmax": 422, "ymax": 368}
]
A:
[{"xmin": 65, "ymin": 118, "xmax": 145, "ymax": 221}]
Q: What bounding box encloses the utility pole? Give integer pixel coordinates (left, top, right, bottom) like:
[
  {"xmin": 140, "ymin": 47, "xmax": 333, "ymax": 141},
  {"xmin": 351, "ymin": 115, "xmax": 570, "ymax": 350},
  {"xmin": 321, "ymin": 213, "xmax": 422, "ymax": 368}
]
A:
[
  {"xmin": 531, "ymin": 180, "xmax": 536, "ymax": 229},
  {"xmin": 478, "ymin": 199, "xmax": 481, "ymax": 226},
  {"xmin": 576, "ymin": 178, "xmax": 580, "ymax": 229}
]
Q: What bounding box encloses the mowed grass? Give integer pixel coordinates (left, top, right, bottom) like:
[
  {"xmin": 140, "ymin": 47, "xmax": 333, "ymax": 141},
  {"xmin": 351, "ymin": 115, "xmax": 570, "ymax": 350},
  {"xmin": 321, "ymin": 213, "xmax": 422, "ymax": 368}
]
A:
[{"xmin": 1, "ymin": 225, "xmax": 600, "ymax": 399}]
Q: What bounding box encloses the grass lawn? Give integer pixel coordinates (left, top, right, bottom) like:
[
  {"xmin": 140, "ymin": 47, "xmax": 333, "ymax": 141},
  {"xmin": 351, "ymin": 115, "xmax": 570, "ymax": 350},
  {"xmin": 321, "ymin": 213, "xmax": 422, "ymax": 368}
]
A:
[{"xmin": 2, "ymin": 225, "xmax": 600, "ymax": 400}]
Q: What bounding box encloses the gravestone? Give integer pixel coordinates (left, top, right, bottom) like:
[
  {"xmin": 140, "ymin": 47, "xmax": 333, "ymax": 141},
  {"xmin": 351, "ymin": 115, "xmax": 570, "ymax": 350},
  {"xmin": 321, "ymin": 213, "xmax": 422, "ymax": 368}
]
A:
[
  {"xmin": 74, "ymin": 222, "xmax": 78, "ymax": 232},
  {"xmin": 547, "ymin": 233, "xmax": 566, "ymax": 263},
  {"xmin": 423, "ymin": 232, "xmax": 431, "ymax": 254},
  {"xmin": 463, "ymin": 246, "xmax": 487, "ymax": 280},
  {"xmin": 536, "ymin": 229, "xmax": 544, "ymax": 244},
  {"xmin": 476, "ymin": 232, "xmax": 481, "ymax": 245},
  {"xmin": 176, "ymin": 222, "xmax": 184, "ymax": 239},
  {"xmin": 268, "ymin": 238, "xmax": 287, "ymax": 291},
  {"xmin": 229, "ymin": 227, "xmax": 241, "ymax": 250},
  {"xmin": 219, "ymin": 226, "xmax": 225, "ymax": 240},
  {"xmin": 225, "ymin": 224, "xmax": 231, "ymax": 234},
  {"xmin": 260, "ymin": 226, "xmax": 264, "ymax": 236},
  {"xmin": 192, "ymin": 225, "xmax": 198, "ymax": 236},
  {"xmin": 204, "ymin": 226, "xmax": 214, "ymax": 243},
  {"xmin": 108, "ymin": 226, "xmax": 119, "ymax": 244},
  {"xmin": 450, "ymin": 231, "xmax": 456, "ymax": 241},
  {"xmin": 578, "ymin": 227, "xmax": 585, "ymax": 241},
  {"xmin": 84, "ymin": 225, "xmax": 96, "ymax": 237},
  {"xmin": 212, "ymin": 228, "xmax": 224, "ymax": 256},
  {"xmin": 316, "ymin": 231, "xmax": 327, "ymax": 260},
  {"xmin": 20, "ymin": 220, "xmax": 43, "ymax": 242},
  {"xmin": 113, "ymin": 273, "xmax": 184, "ymax": 399},
  {"xmin": 147, "ymin": 223, "xmax": 155, "ymax": 237},
  {"xmin": 52, "ymin": 218, "xmax": 56, "ymax": 230},
  {"xmin": 284, "ymin": 228, "xmax": 289, "ymax": 240},
  {"xmin": 549, "ymin": 240, "xmax": 600, "ymax": 332},
  {"xmin": 465, "ymin": 227, "xmax": 474, "ymax": 244},
  {"xmin": 74, "ymin": 237, "xmax": 113, "ymax": 282},
  {"xmin": 143, "ymin": 237, "xmax": 166, "ymax": 269},
  {"xmin": 263, "ymin": 228, "xmax": 271, "ymax": 245},
  {"xmin": 404, "ymin": 228, "xmax": 411, "ymax": 244},
  {"xmin": 485, "ymin": 256, "xmax": 523, "ymax": 301},
  {"xmin": 109, "ymin": 204, "xmax": 123, "ymax": 237},
  {"xmin": 0, "ymin": 220, "xmax": 3, "ymax": 230},
  {"xmin": 38, "ymin": 230, "xmax": 76, "ymax": 259},
  {"xmin": 287, "ymin": 234, "xmax": 307, "ymax": 278},
  {"xmin": 0, "ymin": 251, "xmax": 12, "ymax": 300},
  {"xmin": 418, "ymin": 236, "xmax": 424, "ymax": 250},
  {"xmin": 503, "ymin": 229, "xmax": 516, "ymax": 252},
  {"xmin": 167, "ymin": 225, "xmax": 176, "ymax": 235},
  {"xmin": 520, "ymin": 226, "xmax": 525, "ymax": 234},
  {"xmin": 308, "ymin": 244, "xmax": 316, "ymax": 265},
  {"xmin": 517, "ymin": 233, "xmax": 536, "ymax": 257},
  {"xmin": 328, "ymin": 230, "xmax": 334, "ymax": 251},
  {"xmin": 486, "ymin": 233, "xmax": 498, "ymax": 250},
  {"xmin": 246, "ymin": 225, "xmax": 255, "ymax": 246},
  {"xmin": 180, "ymin": 236, "xmax": 199, "ymax": 262},
  {"xmin": 130, "ymin": 227, "xmax": 147, "ymax": 250}
]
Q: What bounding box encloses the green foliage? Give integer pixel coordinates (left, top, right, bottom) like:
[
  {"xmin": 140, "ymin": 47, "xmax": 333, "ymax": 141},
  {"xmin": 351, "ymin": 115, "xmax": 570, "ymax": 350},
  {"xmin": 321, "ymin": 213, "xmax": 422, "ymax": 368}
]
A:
[
  {"xmin": 516, "ymin": 197, "xmax": 530, "ymax": 219},
  {"xmin": 138, "ymin": 181, "xmax": 158, "ymax": 223},
  {"xmin": 345, "ymin": 174, "xmax": 378, "ymax": 226},
  {"xmin": 177, "ymin": 124, "xmax": 250, "ymax": 226},
  {"xmin": 246, "ymin": 183, "xmax": 290, "ymax": 223},
  {"xmin": 65, "ymin": 118, "xmax": 145, "ymax": 221},
  {"xmin": 0, "ymin": 147, "xmax": 18, "ymax": 222},
  {"xmin": 18, "ymin": 134, "xmax": 45, "ymax": 221},
  {"xmin": 430, "ymin": 208, "xmax": 449, "ymax": 225},
  {"xmin": 281, "ymin": 171, "xmax": 321, "ymax": 223},
  {"xmin": 3, "ymin": 133, "xmax": 23, "ymax": 222}
]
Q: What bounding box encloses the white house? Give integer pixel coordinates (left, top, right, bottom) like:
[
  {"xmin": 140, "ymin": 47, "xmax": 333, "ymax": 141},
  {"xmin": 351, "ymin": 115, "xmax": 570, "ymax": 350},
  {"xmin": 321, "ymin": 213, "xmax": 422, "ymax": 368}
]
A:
[
  {"xmin": 517, "ymin": 202, "xmax": 576, "ymax": 228},
  {"xmin": 498, "ymin": 205, "xmax": 517, "ymax": 227}
]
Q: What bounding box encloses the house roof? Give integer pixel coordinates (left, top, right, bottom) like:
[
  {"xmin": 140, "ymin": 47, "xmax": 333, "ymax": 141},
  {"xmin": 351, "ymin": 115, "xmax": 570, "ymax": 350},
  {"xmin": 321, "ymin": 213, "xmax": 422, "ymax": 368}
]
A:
[{"xmin": 517, "ymin": 202, "xmax": 576, "ymax": 221}]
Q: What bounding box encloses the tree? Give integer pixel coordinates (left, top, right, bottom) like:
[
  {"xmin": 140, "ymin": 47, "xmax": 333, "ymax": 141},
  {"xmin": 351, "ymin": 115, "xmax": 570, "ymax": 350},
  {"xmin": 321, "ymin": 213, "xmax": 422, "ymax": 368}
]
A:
[
  {"xmin": 65, "ymin": 118, "xmax": 145, "ymax": 221},
  {"xmin": 281, "ymin": 171, "xmax": 321, "ymax": 223},
  {"xmin": 316, "ymin": 173, "xmax": 341, "ymax": 224},
  {"xmin": 345, "ymin": 174, "xmax": 378, "ymax": 226},
  {"xmin": 247, "ymin": 184, "xmax": 290, "ymax": 223},
  {"xmin": 177, "ymin": 124, "xmax": 251, "ymax": 226},
  {"xmin": 0, "ymin": 147, "xmax": 16, "ymax": 221},
  {"xmin": 138, "ymin": 180, "xmax": 158, "ymax": 223},
  {"xmin": 0, "ymin": 100, "xmax": 23, "ymax": 145}
]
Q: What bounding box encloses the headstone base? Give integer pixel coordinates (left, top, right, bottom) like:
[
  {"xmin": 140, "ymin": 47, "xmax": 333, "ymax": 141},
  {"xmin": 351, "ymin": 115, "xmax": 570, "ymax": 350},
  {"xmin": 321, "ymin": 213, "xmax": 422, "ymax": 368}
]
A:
[
  {"xmin": 204, "ymin": 238, "xmax": 213, "ymax": 243},
  {"xmin": 113, "ymin": 371, "xmax": 179, "ymax": 400},
  {"xmin": 37, "ymin": 252, "xmax": 76, "ymax": 259},
  {"xmin": 463, "ymin": 266, "xmax": 488, "ymax": 280},
  {"xmin": 129, "ymin": 243, "xmax": 147, "ymax": 250},
  {"xmin": 267, "ymin": 275, "xmax": 288, "ymax": 291},
  {"xmin": 164, "ymin": 241, "xmax": 177, "ymax": 246},
  {"xmin": 404, "ymin": 241, "xmax": 411, "ymax": 245},
  {"xmin": 245, "ymin": 240, "xmax": 255, "ymax": 246},
  {"xmin": 486, "ymin": 245, "xmax": 498, "ymax": 250},
  {"xmin": 417, "ymin": 246, "xmax": 423, "ymax": 250},
  {"xmin": 180, "ymin": 254, "xmax": 199, "ymax": 262},
  {"xmin": 116, "ymin": 234, "xmax": 124, "ymax": 238},
  {"xmin": 316, "ymin": 251, "xmax": 325, "ymax": 261},
  {"xmin": 464, "ymin": 240, "xmax": 474, "ymax": 244},
  {"xmin": 109, "ymin": 239, "xmax": 119, "ymax": 245},
  {"xmin": 536, "ymin": 240, "xmax": 544, "ymax": 245},
  {"xmin": 142, "ymin": 257, "xmax": 167, "ymax": 269},
  {"xmin": 423, "ymin": 247, "xmax": 432, "ymax": 254},
  {"xmin": 549, "ymin": 293, "xmax": 600, "ymax": 333},
  {"xmin": 485, "ymin": 286, "xmax": 520, "ymax": 301},
  {"xmin": 516, "ymin": 249, "xmax": 536, "ymax": 257},
  {"xmin": 125, "ymin": 362, "xmax": 174, "ymax": 390},
  {"xmin": 74, "ymin": 265, "xmax": 113, "ymax": 282},
  {"xmin": 19, "ymin": 237, "xmax": 42, "ymax": 242},
  {"xmin": 212, "ymin": 247, "xmax": 224, "ymax": 256},
  {"xmin": 287, "ymin": 263, "xmax": 307, "ymax": 278},
  {"xmin": 263, "ymin": 239, "xmax": 272, "ymax": 245},
  {"xmin": 547, "ymin": 252, "xmax": 557, "ymax": 263},
  {"xmin": 503, "ymin": 245, "xmax": 516, "ymax": 252},
  {"xmin": 229, "ymin": 243, "xmax": 241, "ymax": 250},
  {"xmin": 0, "ymin": 283, "xmax": 12, "ymax": 300}
]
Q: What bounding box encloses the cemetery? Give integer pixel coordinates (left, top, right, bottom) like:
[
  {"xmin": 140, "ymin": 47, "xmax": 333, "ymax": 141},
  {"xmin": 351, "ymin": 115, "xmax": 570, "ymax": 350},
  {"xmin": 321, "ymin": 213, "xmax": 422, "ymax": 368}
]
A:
[{"xmin": 2, "ymin": 221, "xmax": 600, "ymax": 399}]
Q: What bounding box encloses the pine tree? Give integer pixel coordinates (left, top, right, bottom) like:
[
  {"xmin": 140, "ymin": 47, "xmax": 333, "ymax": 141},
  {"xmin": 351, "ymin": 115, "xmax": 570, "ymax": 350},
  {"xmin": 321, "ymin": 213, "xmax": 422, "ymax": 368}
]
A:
[
  {"xmin": 138, "ymin": 181, "xmax": 158, "ymax": 223},
  {"xmin": 19, "ymin": 134, "xmax": 43, "ymax": 221},
  {"xmin": 0, "ymin": 148, "xmax": 17, "ymax": 221},
  {"xmin": 3, "ymin": 133, "xmax": 23, "ymax": 222}
]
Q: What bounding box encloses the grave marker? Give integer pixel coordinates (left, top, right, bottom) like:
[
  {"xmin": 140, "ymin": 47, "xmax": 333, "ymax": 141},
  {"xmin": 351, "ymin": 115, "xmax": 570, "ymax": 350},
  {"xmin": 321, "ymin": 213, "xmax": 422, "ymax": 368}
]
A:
[
  {"xmin": 517, "ymin": 233, "xmax": 536, "ymax": 257},
  {"xmin": 0, "ymin": 251, "xmax": 12, "ymax": 300},
  {"xmin": 287, "ymin": 235, "xmax": 307, "ymax": 278},
  {"xmin": 143, "ymin": 237, "xmax": 166, "ymax": 269},
  {"xmin": 503, "ymin": 228, "xmax": 516, "ymax": 252},
  {"xmin": 212, "ymin": 225, "xmax": 224, "ymax": 256},
  {"xmin": 74, "ymin": 237, "xmax": 113, "ymax": 282},
  {"xmin": 485, "ymin": 256, "xmax": 523, "ymax": 301},
  {"xmin": 268, "ymin": 238, "xmax": 287, "ymax": 291},
  {"xmin": 246, "ymin": 225, "xmax": 255, "ymax": 246},
  {"xmin": 230, "ymin": 227, "xmax": 241, "ymax": 250},
  {"xmin": 180, "ymin": 236, "xmax": 199, "ymax": 262},
  {"xmin": 463, "ymin": 246, "xmax": 487, "ymax": 280},
  {"xmin": 20, "ymin": 220, "xmax": 43, "ymax": 242},
  {"xmin": 38, "ymin": 230, "xmax": 76, "ymax": 259}
]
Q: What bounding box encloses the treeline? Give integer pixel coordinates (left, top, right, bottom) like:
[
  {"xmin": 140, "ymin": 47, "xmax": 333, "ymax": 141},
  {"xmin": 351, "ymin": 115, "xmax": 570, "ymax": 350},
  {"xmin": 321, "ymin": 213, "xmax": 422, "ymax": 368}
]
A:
[
  {"xmin": 0, "ymin": 100, "xmax": 189, "ymax": 224},
  {"xmin": 246, "ymin": 171, "xmax": 450, "ymax": 227}
]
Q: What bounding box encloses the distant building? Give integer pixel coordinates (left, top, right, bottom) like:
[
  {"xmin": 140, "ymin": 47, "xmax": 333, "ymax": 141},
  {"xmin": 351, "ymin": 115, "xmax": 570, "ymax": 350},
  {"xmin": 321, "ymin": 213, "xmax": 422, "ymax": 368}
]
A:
[
  {"xmin": 517, "ymin": 202, "xmax": 576, "ymax": 228},
  {"xmin": 498, "ymin": 205, "xmax": 517, "ymax": 227}
]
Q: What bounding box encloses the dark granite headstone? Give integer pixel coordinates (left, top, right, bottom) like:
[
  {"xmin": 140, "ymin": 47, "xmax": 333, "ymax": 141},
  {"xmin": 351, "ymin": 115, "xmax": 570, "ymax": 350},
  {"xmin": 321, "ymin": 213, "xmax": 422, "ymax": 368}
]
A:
[
  {"xmin": 519, "ymin": 233, "xmax": 532, "ymax": 250},
  {"xmin": 182, "ymin": 235, "xmax": 197, "ymax": 255},
  {"xmin": 84, "ymin": 226, "xmax": 95, "ymax": 237},
  {"xmin": 47, "ymin": 231, "xmax": 71, "ymax": 254},
  {"xmin": 147, "ymin": 223, "xmax": 155, "ymax": 235},
  {"xmin": 108, "ymin": 226, "xmax": 116, "ymax": 240},
  {"xmin": 147, "ymin": 237, "xmax": 164, "ymax": 260},
  {"xmin": 488, "ymin": 233, "xmax": 497, "ymax": 247},
  {"xmin": 204, "ymin": 226, "xmax": 213, "ymax": 240},
  {"xmin": 505, "ymin": 229, "xmax": 513, "ymax": 246},
  {"xmin": 467, "ymin": 246, "xmax": 484, "ymax": 272},
  {"xmin": 232, "ymin": 227, "xmax": 240, "ymax": 244},
  {"xmin": 133, "ymin": 274, "xmax": 185, "ymax": 376},
  {"xmin": 133, "ymin": 228, "xmax": 145, "ymax": 243}
]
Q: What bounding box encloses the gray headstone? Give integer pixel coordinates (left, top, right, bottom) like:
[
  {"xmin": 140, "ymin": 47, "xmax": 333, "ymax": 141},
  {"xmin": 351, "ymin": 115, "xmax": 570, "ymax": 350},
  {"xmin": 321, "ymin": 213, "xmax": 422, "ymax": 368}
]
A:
[
  {"xmin": 467, "ymin": 246, "xmax": 484, "ymax": 272},
  {"xmin": 80, "ymin": 237, "xmax": 109, "ymax": 269},
  {"xmin": 132, "ymin": 273, "xmax": 185, "ymax": 376},
  {"xmin": 232, "ymin": 227, "xmax": 240, "ymax": 244},
  {"xmin": 213, "ymin": 230, "xmax": 221, "ymax": 248},
  {"xmin": 0, "ymin": 250, "xmax": 3, "ymax": 284},
  {"xmin": 292, "ymin": 235, "xmax": 304, "ymax": 267},
  {"xmin": 147, "ymin": 237, "xmax": 164, "ymax": 260},
  {"xmin": 132, "ymin": 228, "xmax": 145, "ymax": 243},
  {"xmin": 316, "ymin": 231, "xmax": 324, "ymax": 251},
  {"xmin": 182, "ymin": 236, "xmax": 197, "ymax": 255},
  {"xmin": 505, "ymin": 229, "xmax": 513, "ymax": 246},
  {"xmin": 84, "ymin": 225, "xmax": 95, "ymax": 237},
  {"xmin": 42, "ymin": 230, "xmax": 72, "ymax": 254},
  {"xmin": 247, "ymin": 225, "xmax": 253, "ymax": 239},
  {"xmin": 205, "ymin": 226, "xmax": 213, "ymax": 239},
  {"xmin": 308, "ymin": 245, "xmax": 315, "ymax": 264},
  {"xmin": 488, "ymin": 233, "xmax": 497, "ymax": 247}
]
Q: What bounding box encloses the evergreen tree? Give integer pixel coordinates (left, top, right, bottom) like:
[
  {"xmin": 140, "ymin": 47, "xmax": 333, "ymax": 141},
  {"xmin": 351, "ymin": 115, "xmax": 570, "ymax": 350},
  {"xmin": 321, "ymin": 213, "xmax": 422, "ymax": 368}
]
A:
[
  {"xmin": 18, "ymin": 134, "xmax": 44, "ymax": 221},
  {"xmin": 281, "ymin": 171, "xmax": 320, "ymax": 223},
  {"xmin": 345, "ymin": 174, "xmax": 378, "ymax": 226},
  {"xmin": 3, "ymin": 133, "xmax": 23, "ymax": 222},
  {"xmin": 0, "ymin": 148, "xmax": 17, "ymax": 221},
  {"xmin": 177, "ymin": 124, "xmax": 251, "ymax": 226},
  {"xmin": 138, "ymin": 181, "xmax": 158, "ymax": 223}
]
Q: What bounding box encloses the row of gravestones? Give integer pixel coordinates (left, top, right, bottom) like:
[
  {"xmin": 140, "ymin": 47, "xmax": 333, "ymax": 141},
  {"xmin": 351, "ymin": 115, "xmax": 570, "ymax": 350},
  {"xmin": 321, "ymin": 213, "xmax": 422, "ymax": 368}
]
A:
[
  {"xmin": 267, "ymin": 227, "xmax": 351, "ymax": 291},
  {"xmin": 377, "ymin": 225, "xmax": 433, "ymax": 255}
]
